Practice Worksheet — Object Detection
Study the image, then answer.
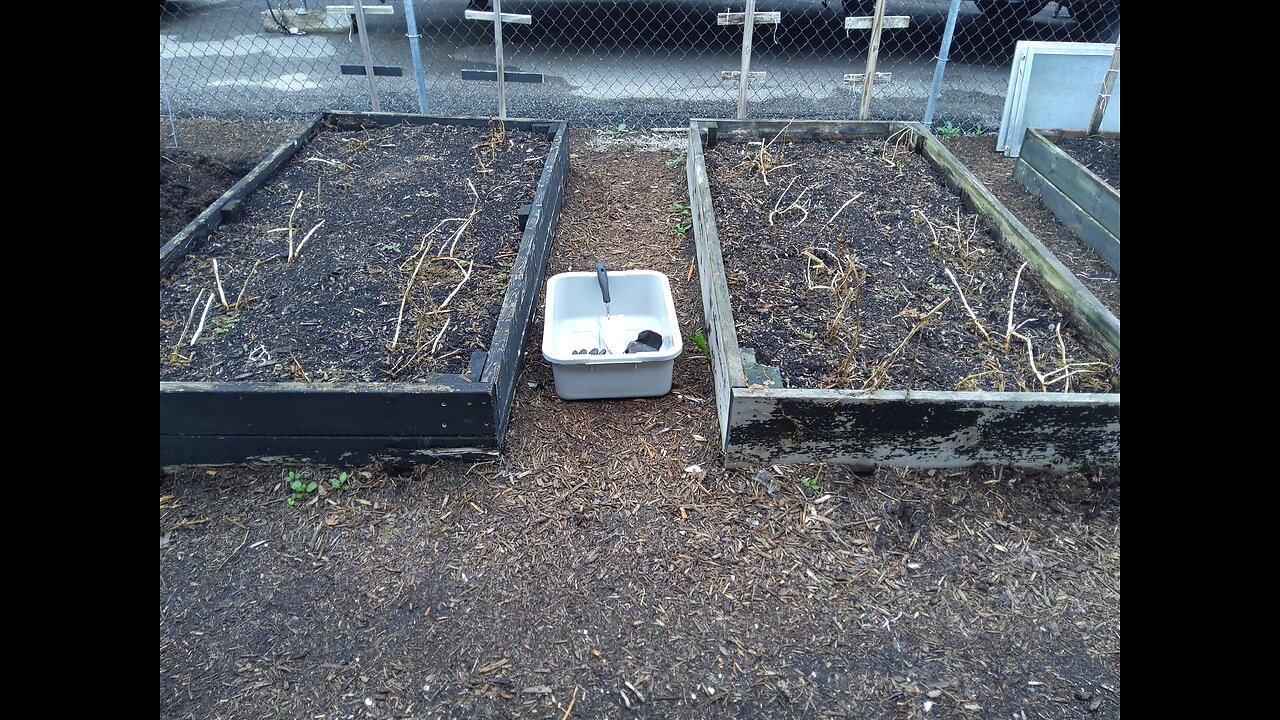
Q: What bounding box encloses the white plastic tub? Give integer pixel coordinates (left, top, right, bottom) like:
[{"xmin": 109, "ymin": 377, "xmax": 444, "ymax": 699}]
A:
[{"xmin": 542, "ymin": 269, "xmax": 682, "ymax": 400}]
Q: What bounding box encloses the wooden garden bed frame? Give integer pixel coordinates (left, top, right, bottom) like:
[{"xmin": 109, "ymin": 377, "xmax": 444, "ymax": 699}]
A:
[
  {"xmin": 686, "ymin": 119, "xmax": 1120, "ymax": 472},
  {"xmin": 1014, "ymin": 128, "xmax": 1120, "ymax": 273},
  {"xmin": 160, "ymin": 112, "xmax": 569, "ymax": 465}
]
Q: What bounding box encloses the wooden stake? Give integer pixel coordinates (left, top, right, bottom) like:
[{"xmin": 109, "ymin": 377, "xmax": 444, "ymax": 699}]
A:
[
  {"xmin": 737, "ymin": 0, "xmax": 757, "ymax": 119},
  {"xmin": 352, "ymin": 0, "xmax": 381, "ymax": 112},
  {"xmin": 859, "ymin": 0, "xmax": 890, "ymax": 120},
  {"xmin": 1088, "ymin": 34, "xmax": 1120, "ymax": 136}
]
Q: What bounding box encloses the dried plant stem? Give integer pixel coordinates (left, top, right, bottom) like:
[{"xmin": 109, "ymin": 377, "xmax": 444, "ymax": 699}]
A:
[
  {"xmin": 944, "ymin": 268, "xmax": 990, "ymax": 342},
  {"xmin": 1005, "ymin": 262, "xmax": 1029, "ymax": 352},
  {"xmin": 286, "ymin": 190, "xmax": 304, "ymax": 260},
  {"xmin": 864, "ymin": 297, "xmax": 951, "ymax": 390},
  {"xmin": 391, "ymin": 182, "xmax": 481, "ymax": 350},
  {"xmin": 438, "ymin": 259, "xmax": 475, "ymax": 311},
  {"xmin": 212, "ymin": 259, "xmax": 228, "ymax": 309},
  {"xmin": 170, "ymin": 290, "xmax": 206, "ymax": 362},
  {"xmin": 1010, "ymin": 330, "xmax": 1046, "ymax": 391},
  {"xmin": 826, "ymin": 192, "xmax": 864, "ymax": 225},
  {"xmin": 188, "ymin": 292, "xmax": 216, "ymax": 347},
  {"xmin": 1055, "ymin": 323, "xmax": 1070, "ymax": 392},
  {"xmin": 392, "ymin": 239, "xmax": 438, "ymax": 351},
  {"xmin": 446, "ymin": 181, "xmax": 480, "ymax": 257},
  {"xmin": 289, "ymin": 351, "xmax": 312, "ymax": 383},
  {"xmin": 429, "ymin": 317, "xmax": 452, "ymax": 355},
  {"xmin": 954, "ymin": 368, "xmax": 1006, "ymax": 390},
  {"xmin": 234, "ymin": 259, "xmax": 265, "ymax": 310},
  {"xmin": 290, "ymin": 220, "xmax": 325, "ymax": 263}
]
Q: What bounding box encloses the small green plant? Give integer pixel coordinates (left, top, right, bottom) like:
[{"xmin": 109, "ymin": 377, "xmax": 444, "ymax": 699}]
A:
[
  {"xmin": 971, "ymin": 123, "xmax": 984, "ymax": 136},
  {"xmin": 937, "ymin": 121, "xmax": 962, "ymax": 137},
  {"xmin": 380, "ymin": 242, "xmax": 402, "ymax": 253},
  {"xmin": 800, "ymin": 476, "xmax": 820, "ymax": 492},
  {"xmin": 691, "ymin": 331, "xmax": 710, "ymax": 356},
  {"xmin": 212, "ymin": 314, "xmax": 240, "ymax": 334},
  {"xmin": 931, "ymin": 282, "xmax": 952, "ymax": 295},
  {"xmin": 331, "ymin": 471, "xmax": 350, "ymax": 491},
  {"xmin": 672, "ymin": 201, "xmax": 690, "ymax": 213},
  {"xmin": 783, "ymin": 317, "xmax": 814, "ymax": 341},
  {"xmin": 286, "ymin": 471, "xmax": 318, "ymax": 506},
  {"xmin": 604, "ymin": 123, "xmax": 630, "ymax": 139},
  {"xmin": 665, "ymin": 152, "xmax": 686, "ymax": 168},
  {"xmin": 671, "ymin": 221, "xmax": 692, "ymax": 238}
]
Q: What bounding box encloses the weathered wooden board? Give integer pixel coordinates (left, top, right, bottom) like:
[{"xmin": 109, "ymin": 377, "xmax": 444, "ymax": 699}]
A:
[
  {"xmin": 728, "ymin": 389, "xmax": 1119, "ymax": 470},
  {"xmin": 686, "ymin": 119, "xmax": 1120, "ymax": 472},
  {"xmin": 1015, "ymin": 160, "xmax": 1120, "ymax": 273},
  {"xmin": 463, "ymin": 9, "xmax": 532, "ymax": 24},
  {"xmin": 1020, "ymin": 129, "xmax": 1119, "ymax": 238},
  {"xmin": 721, "ymin": 71, "xmax": 767, "ymax": 81},
  {"xmin": 718, "ymin": 11, "xmax": 782, "ymax": 25},
  {"xmin": 460, "ymin": 70, "xmax": 545, "ymax": 84},
  {"xmin": 341, "ymin": 64, "xmax": 404, "ymax": 77},
  {"xmin": 845, "ymin": 15, "xmax": 911, "ymax": 29},
  {"xmin": 688, "ymin": 122, "xmax": 748, "ymax": 446},
  {"xmin": 160, "ymin": 112, "xmax": 569, "ymax": 466},
  {"xmin": 160, "ymin": 381, "xmax": 494, "ymax": 437},
  {"xmin": 700, "ymin": 119, "xmax": 896, "ymax": 147},
  {"xmin": 160, "ymin": 435, "xmax": 497, "ymax": 466},
  {"xmin": 482, "ymin": 122, "xmax": 569, "ymax": 439}
]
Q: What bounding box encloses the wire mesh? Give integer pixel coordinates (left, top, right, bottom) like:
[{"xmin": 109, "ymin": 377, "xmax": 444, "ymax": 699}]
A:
[{"xmin": 159, "ymin": 1, "xmax": 1120, "ymax": 130}]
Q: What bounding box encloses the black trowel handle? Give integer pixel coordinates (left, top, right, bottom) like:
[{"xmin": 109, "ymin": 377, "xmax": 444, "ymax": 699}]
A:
[{"xmin": 595, "ymin": 261, "xmax": 611, "ymax": 305}]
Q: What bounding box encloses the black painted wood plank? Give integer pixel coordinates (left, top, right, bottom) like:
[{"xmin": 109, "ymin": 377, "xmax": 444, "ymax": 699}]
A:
[
  {"xmin": 161, "ymin": 434, "xmax": 498, "ymax": 466},
  {"xmin": 482, "ymin": 122, "xmax": 569, "ymax": 442},
  {"xmin": 160, "ymin": 381, "xmax": 495, "ymax": 437}
]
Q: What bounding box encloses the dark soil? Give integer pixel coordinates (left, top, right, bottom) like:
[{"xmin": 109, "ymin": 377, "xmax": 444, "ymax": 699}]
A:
[
  {"xmin": 944, "ymin": 136, "xmax": 1120, "ymax": 318},
  {"xmin": 160, "ymin": 119, "xmax": 305, "ymax": 246},
  {"xmin": 706, "ymin": 136, "xmax": 1118, "ymax": 393},
  {"xmin": 1057, "ymin": 137, "xmax": 1121, "ymax": 189},
  {"xmin": 160, "ymin": 130, "xmax": 1121, "ymax": 720},
  {"xmin": 160, "ymin": 122, "xmax": 550, "ymax": 382}
]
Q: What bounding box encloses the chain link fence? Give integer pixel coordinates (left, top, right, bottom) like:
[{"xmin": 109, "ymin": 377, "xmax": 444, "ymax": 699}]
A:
[{"xmin": 160, "ymin": 1, "xmax": 1119, "ymax": 129}]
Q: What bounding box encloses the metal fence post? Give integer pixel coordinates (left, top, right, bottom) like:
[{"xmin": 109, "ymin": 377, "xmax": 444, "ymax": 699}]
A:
[
  {"xmin": 403, "ymin": 0, "xmax": 429, "ymax": 113},
  {"xmin": 923, "ymin": 0, "xmax": 962, "ymax": 127},
  {"xmin": 161, "ymin": 54, "xmax": 180, "ymax": 149}
]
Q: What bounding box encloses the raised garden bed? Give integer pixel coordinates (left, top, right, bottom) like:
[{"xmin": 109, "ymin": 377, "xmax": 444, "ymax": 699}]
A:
[
  {"xmin": 160, "ymin": 112, "xmax": 568, "ymax": 465},
  {"xmin": 687, "ymin": 119, "xmax": 1120, "ymax": 471},
  {"xmin": 1014, "ymin": 129, "xmax": 1120, "ymax": 273}
]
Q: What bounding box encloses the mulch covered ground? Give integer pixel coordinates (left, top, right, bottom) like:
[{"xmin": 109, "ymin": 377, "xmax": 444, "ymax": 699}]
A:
[{"xmin": 160, "ymin": 127, "xmax": 1120, "ymax": 720}]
